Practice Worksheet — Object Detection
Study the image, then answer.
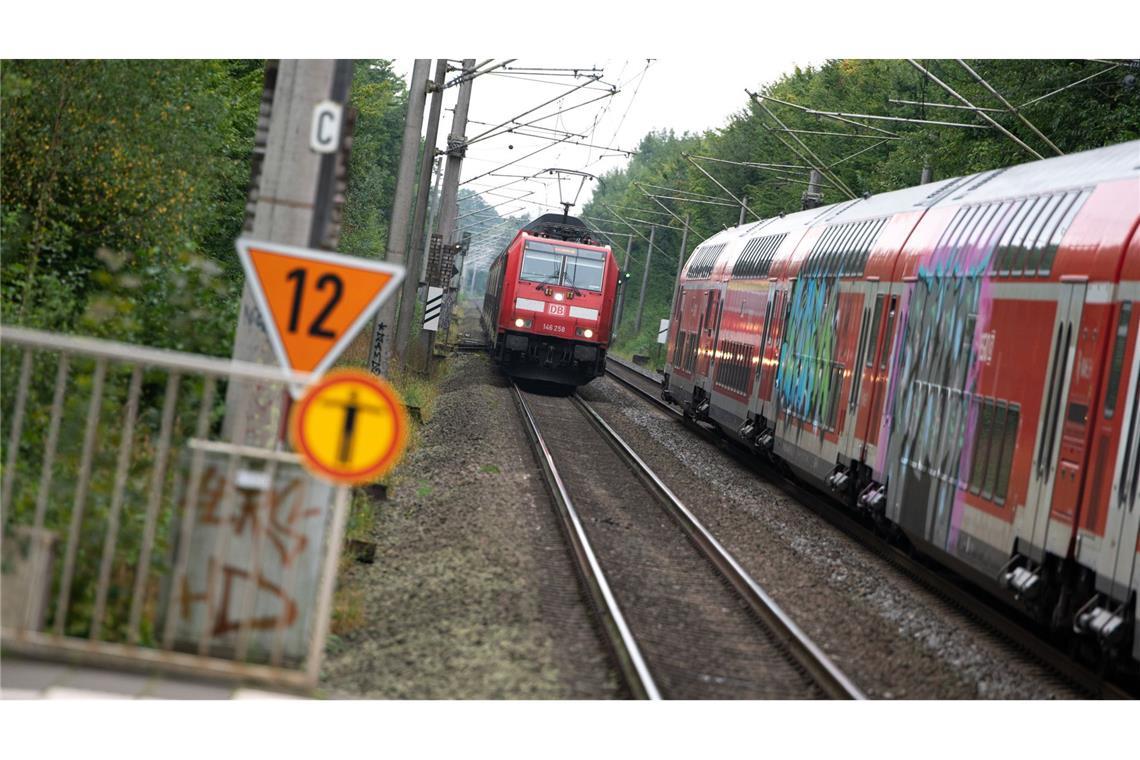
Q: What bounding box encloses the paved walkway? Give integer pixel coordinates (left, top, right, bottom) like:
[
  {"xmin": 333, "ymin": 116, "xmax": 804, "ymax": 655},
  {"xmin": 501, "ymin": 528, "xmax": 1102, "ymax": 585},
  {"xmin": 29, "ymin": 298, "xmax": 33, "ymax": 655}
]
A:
[{"xmin": 1, "ymin": 656, "xmax": 303, "ymax": 699}]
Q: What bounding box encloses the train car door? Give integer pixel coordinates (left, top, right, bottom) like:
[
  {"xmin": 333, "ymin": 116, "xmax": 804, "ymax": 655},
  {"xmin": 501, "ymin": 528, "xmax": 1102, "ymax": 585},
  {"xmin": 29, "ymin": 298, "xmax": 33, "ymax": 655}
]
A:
[
  {"xmin": 1097, "ymin": 306, "xmax": 1140, "ymax": 619},
  {"xmin": 1026, "ymin": 280, "xmax": 1087, "ymax": 560},
  {"xmin": 838, "ymin": 283, "xmax": 876, "ymax": 462},
  {"xmin": 860, "ymin": 285, "xmax": 900, "ymax": 469},
  {"xmin": 696, "ymin": 289, "xmax": 722, "ymax": 379},
  {"xmin": 756, "ymin": 281, "xmax": 787, "ymax": 420}
]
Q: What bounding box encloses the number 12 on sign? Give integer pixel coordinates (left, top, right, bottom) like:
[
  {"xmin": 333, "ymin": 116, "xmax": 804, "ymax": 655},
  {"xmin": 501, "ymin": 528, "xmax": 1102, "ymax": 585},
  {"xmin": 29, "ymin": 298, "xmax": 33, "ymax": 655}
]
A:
[{"xmin": 235, "ymin": 239, "xmax": 405, "ymax": 389}]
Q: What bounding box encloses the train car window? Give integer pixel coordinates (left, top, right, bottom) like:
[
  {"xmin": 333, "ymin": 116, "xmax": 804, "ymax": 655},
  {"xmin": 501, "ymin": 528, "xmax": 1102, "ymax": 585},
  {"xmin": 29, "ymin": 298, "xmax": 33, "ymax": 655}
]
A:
[
  {"xmin": 983, "ymin": 401, "xmax": 1006, "ymax": 497},
  {"xmin": 847, "ymin": 219, "xmax": 874, "ymax": 274},
  {"xmin": 1015, "ymin": 193, "xmax": 1063, "ymax": 276},
  {"xmin": 1025, "ymin": 191, "xmax": 1077, "ymax": 275},
  {"xmin": 563, "ymin": 256, "xmax": 604, "ymax": 291},
  {"xmin": 845, "ymin": 220, "xmax": 872, "ymax": 276},
  {"xmin": 850, "ymin": 306, "xmax": 872, "ymax": 409},
  {"xmin": 855, "ymin": 218, "xmax": 879, "ymax": 274},
  {"xmin": 1007, "ymin": 195, "xmax": 1051, "ymax": 276},
  {"xmin": 968, "ymin": 397, "xmax": 987, "ymax": 494},
  {"xmin": 866, "ymin": 294, "xmax": 885, "ymax": 368},
  {"xmin": 1104, "ymin": 302, "xmax": 1133, "ymax": 418},
  {"xmin": 687, "ymin": 242, "xmax": 726, "ymax": 279},
  {"xmin": 994, "ymin": 404, "xmax": 1020, "ymax": 503},
  {"xmin": 968, "ymin": 203, "xmax": 1000, "ymax": 249},
  {"xmin": 521, "ymin": 249, "xmax": 564, "ymax": 284},
  {"xmin": 993, "ymin": 199, "xmax": 1031, "ymax": 276},
  {"xmin": 814, "ymin": 226, "xmax": 841, "ymax": 269},
  {"xmin": 958, "ymin": 311, "xmax": 978, "ymax": 390},
  {"xmin": 1042, "ymin": 321, "xmax": 1074, "ymax": 476},
  {"xmin": 827, "ymin": 362, "xmax": 843, "ymax": 429},
  {"xmin": 970, "ymin": 202, "xmax": 1007, "ymax": 267},
  {"xmin": 829, "ymin": 222, "xmax": 856, "ymax": 276},
  {"xmin": 954, "ymin": 205, "xmax": 988, "ymax": 265},
  {"xmin": 1037, "ymin": 188, "xmax": 1092, "ymax": 277},
  {"xmin": 949, "ymin": 205, "xmax": 982, "ymax": 258},
  {"xmin": 880, "ymin": 297, "xmax": 898, "ymax": 371},
  {"xmin": 936, "ymin": 206, "xmax": 971, "ymax": 260}
]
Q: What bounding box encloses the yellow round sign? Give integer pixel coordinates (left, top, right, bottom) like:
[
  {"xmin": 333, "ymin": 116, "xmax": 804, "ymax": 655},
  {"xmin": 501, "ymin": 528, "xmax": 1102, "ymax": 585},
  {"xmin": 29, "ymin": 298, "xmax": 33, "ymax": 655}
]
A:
[{"xmin": 289, "ymin": 369, "xmax": 409, "ymax": 485}]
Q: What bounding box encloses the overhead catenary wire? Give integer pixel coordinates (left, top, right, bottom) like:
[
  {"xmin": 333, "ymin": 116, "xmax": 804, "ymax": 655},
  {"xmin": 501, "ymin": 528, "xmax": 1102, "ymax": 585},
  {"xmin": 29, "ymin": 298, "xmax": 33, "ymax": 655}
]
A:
[
  {"xmin": 683, "ymin": 153, "xmax": 766, "ymax": 220},
  {"xmin": 1019, "ymin": 62, "xmax": 1121, "ymax": 109},
  {"xmin": 756, "ymin": 92, "xmax": 902, "ymax": 137},
  {"xmin": 460, "ymin": 135, "xmax": 575, "ymax": 187},
  {"xmin": 827, "ymin": 139, "xmax": 892, "ymax": 169},
  {"xmin": 507, "ymin": 128, "xmax": 637, "ymax": 157},
  {"xmin": 464, "ymin": 76, "xmax": 605, "ymax": 146},
  {"xmin": 888, "ymin": 98, "xmax": 1004, "ymax": 113},
  {"xmin": 684, "ymin": 153, "xmax": 839, "ymax": 187},
  {"xmin": 587, "ymin": 213, "xmax": 685, "ymax": 232},
  {"xmin": 638, "ymin": 182, "xmax": 746, "ymax": 202},
  {"xmin": 907, "ymin": 59, "xmax": 1044, "ymax": 159},
  {"xmin": 956, "ymin": 59, "xmax": 1064, "ymax": 156},
  {"xmin": 632, "ymin": 182, "xmax": 692, "ymax": 230},
  {"xmin": 456, "ymin": 192, "xmax": 534, "ymax": 219},
  {"xmin": 746, "ymin": 93, "xmax": 858, "ymax": 200}
]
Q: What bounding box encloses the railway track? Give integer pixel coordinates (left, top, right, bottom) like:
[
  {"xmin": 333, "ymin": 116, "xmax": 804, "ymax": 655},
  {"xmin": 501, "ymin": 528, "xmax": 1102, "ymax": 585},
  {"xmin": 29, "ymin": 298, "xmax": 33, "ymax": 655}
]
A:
[
  {"xmin": 603, "ymin": 356, "xmax": 1135, "ymax": 699},
  {"xmin": 511, "ymin": 378, "xmax": 864, "ymax": 699}
]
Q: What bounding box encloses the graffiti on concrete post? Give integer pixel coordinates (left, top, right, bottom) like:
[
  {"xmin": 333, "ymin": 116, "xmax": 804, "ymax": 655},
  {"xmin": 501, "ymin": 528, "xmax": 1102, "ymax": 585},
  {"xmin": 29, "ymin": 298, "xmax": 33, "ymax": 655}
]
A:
[{"xmin": 167, "ymin": 453, "xmax": 332, "ymax": 663}]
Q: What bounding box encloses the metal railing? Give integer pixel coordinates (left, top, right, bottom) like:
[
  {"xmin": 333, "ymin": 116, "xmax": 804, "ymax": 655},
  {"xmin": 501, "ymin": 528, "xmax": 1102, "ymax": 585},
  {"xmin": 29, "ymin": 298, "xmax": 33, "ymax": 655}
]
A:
[{"xmin": 0, "ymin": 325, "xmax": 349, "ymax": 689}]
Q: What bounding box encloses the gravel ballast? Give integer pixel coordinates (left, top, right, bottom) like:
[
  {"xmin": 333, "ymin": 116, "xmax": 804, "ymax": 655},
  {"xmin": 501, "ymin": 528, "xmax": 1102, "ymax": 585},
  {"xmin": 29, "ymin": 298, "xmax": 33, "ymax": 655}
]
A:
[
  {"xmin": 578, "ymin": 374, "xmax": 1082, "ymax": 699},
  {"xmin": 319, "ymin": 348, "xmax": 619, "ymax": 699}
]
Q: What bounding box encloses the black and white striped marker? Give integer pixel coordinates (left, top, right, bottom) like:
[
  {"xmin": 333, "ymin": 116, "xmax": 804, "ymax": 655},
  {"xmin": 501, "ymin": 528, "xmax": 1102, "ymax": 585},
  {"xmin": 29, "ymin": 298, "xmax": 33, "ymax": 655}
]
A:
[{"xmin": 423, "ymin": 286, "xmax": 444, "ymax": 332}]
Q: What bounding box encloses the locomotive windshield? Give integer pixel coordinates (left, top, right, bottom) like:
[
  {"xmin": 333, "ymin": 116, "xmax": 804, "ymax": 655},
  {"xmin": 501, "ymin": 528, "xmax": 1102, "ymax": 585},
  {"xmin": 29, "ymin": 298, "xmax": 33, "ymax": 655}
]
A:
[{"xmin": 520, "ymin": 240, "xmax": 605, "ymax": 292}]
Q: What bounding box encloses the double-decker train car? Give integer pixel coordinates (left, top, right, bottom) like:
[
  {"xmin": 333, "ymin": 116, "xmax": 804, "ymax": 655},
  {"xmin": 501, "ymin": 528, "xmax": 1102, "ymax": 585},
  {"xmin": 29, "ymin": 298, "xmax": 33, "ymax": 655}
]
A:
[
  {"xmin": 663, "ymin": 140, "xmax": 1140, "ymax": 667},
  {"xmin": 482, "ymin": 214, "xmax": 620, "ymax": 385}
]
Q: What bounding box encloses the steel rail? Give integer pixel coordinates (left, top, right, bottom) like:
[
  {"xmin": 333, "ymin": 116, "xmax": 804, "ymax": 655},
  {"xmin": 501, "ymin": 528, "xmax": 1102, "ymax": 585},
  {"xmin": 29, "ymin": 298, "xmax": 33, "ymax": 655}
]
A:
[
  {"xmin": 572, "ymin": 392, "xmax": 865, "ymax": 700},
  {"xmin": 510, "ymin": 382, "xmax": 661, "ymax": 699},
  {"xmin": 603, "ymin": 357, "xmax": 1135, "ymax": 700}
]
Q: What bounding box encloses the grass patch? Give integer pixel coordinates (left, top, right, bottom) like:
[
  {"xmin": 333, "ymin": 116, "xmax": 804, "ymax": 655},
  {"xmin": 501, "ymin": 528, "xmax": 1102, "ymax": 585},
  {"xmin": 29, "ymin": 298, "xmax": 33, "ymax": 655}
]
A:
[
  {"xmin": 346, "ymin": 490, "xmax": 377, "ymax": 541},
  {"xmin": 479, "ymin": 464, "xmax": 500, "ymax": 475},
  {"xmin": 330, "ymin": 582, "xmax": 366, "ymax": 636}
]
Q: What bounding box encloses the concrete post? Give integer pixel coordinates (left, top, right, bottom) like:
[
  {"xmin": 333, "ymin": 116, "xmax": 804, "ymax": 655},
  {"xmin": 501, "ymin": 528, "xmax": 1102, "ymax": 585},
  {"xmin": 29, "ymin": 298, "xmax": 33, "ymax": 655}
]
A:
[
  {"xmin": 397, "ymin": 60, "xmax": 448, "ymax": 358},
  {"xmin": 672, "ymin": 213, "xmax": 690, "ymax": 308},
  {"xmin": 635, "ymin": 225, "xmax": 655, "ymax": 334},
  {"xmin": 368, "ymin": 59, "xmax": 430, "ymax": 376},
  {"xmin": 225, "ymin": 59, "xmax": 352, "ymax": 447},
  {"xmin": 426, "ymin": 58, "xmax": 475, "ymax": 363}
]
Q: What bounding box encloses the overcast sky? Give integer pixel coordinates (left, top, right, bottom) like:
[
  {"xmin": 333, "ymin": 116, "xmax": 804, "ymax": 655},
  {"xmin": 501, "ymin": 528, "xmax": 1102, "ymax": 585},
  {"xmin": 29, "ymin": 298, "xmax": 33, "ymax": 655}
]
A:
[{"xmin": 390, "ymin": 58, "xmax": 815, "ymax": 222}]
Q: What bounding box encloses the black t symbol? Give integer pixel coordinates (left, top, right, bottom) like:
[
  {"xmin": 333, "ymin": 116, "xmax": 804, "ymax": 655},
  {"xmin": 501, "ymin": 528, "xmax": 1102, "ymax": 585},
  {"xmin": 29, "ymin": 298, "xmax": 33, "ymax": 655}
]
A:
[{"xmin": 322, "ymin": 389, "xmax": 386, "ymax": 464}]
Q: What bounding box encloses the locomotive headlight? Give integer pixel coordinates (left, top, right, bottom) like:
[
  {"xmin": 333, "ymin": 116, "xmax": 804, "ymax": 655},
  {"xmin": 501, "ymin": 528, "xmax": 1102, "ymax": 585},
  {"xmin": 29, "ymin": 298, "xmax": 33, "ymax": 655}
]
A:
[
  {"xmin": 554, "ymin": 292, "xmax": 564, "ymax": 301},
  {"xmin": 576, "ymin": 327, "xmax": 594, "ymax": 338},
  {"xmin": 515, "ymin": 317, "xmax": 532, "ymax": 328}
]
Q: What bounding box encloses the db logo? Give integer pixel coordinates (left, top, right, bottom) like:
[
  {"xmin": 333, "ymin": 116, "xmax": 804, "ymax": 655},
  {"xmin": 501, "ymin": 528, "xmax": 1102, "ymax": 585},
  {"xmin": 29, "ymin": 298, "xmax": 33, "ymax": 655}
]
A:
[{"xmin": 548, "ymin": 303, "xmax": 566, "ymax": 316}]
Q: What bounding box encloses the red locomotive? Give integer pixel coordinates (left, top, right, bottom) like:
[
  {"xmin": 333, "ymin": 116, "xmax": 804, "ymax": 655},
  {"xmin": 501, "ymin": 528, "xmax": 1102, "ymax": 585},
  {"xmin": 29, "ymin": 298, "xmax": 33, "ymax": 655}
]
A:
[
  {"xmin": 482, "ymin": 213, "xmax": 620, "ymax": 386},
  {"xmin": 664, "ymin": 140, "xmax": 1140, "ymax": 668}
]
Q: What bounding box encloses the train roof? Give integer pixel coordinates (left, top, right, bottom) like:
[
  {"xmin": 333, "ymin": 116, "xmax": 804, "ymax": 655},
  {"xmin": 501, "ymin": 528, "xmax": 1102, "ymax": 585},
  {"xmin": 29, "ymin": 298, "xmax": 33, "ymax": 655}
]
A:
[
  {"xmin": 521, "ymin": 213, "xmax": 600, "ymax": 245},
  {"xmin": 680, "ymin": 139, "xmax": 1140, "ymax": 281}
]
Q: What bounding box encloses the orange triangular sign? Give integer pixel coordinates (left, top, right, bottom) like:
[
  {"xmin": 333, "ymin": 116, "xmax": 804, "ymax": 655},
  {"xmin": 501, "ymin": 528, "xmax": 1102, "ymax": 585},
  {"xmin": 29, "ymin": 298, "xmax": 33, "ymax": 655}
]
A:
[{"xmin": 235, "ymin": 238, "xmax": 405, "ymax": 381}]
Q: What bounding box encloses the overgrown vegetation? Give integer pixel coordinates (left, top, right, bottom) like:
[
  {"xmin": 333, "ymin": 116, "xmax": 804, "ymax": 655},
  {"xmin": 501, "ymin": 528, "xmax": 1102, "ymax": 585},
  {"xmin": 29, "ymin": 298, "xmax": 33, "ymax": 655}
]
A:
[
  {"xmin": 582, "ymin": 60, "xmax": 1140, "ymax": 360},
  {"xmin": 0, "ymin": 59, "xmax": 409, "ymax": 642}
]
